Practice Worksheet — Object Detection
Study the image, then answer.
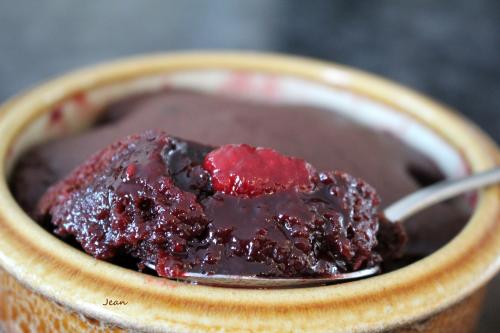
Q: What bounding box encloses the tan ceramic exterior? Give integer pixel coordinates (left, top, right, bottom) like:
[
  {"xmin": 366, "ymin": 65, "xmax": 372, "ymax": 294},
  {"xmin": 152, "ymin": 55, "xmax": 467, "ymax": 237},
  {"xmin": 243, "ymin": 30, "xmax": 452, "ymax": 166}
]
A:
[{"xmin": 0, "ymin": 53, "xmax": 498, "ymax": 333}]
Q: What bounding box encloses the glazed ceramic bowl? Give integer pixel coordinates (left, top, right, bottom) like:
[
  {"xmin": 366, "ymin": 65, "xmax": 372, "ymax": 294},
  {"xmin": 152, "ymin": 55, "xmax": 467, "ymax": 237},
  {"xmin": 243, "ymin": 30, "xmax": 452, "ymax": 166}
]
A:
[{"xmin": 0, "ymin": 53, "xmax": 498, "ymax": 333}]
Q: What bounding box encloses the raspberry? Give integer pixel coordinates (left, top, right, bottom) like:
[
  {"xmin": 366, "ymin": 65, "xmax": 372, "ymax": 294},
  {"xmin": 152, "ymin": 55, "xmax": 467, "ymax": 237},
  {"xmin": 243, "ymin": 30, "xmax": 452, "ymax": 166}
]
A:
[{"xmin": 203, "ymin": 144, "xmax": 315, "ymax": 196}]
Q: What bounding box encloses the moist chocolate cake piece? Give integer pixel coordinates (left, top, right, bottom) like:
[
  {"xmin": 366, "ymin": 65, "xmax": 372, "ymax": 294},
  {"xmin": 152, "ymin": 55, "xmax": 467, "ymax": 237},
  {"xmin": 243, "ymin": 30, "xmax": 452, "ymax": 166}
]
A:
[{"xmin": 36, "ymin": 130, "xmax": 406, "ymax": 278}]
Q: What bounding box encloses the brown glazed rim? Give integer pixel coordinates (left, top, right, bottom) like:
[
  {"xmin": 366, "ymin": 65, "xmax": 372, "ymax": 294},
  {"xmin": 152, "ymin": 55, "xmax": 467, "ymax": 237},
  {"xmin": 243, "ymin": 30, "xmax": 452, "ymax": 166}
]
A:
[{"xmin": 0, "ymin": 52, "xmax": 498, "ymax": 333}]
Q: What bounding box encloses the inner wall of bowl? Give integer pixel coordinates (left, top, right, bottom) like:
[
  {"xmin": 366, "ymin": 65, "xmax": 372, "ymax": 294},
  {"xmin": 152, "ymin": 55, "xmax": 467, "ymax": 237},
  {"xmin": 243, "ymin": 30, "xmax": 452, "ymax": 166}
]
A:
[{"xmin": 6, "ymin": 69, "xmax": 470, "ymax": 198}]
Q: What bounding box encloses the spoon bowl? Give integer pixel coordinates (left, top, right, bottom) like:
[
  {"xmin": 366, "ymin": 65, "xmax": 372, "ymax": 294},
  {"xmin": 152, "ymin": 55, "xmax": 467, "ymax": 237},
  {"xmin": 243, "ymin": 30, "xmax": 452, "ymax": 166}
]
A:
[{"xmin": 144, "ymin": 263, "xmax": 380, "ymax": 287}]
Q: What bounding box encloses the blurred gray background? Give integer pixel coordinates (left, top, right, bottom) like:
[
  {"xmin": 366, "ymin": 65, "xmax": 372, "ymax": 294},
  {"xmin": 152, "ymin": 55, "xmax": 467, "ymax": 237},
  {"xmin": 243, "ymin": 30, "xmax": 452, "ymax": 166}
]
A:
[{"xmin": 0, "ymin": 1, "xmax": 498, "ymax": 332}]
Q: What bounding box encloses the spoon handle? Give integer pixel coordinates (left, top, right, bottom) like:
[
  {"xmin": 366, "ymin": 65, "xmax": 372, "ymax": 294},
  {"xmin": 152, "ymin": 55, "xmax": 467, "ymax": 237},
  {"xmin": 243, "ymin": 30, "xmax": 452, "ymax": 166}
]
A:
[{"xmin": 384, "ymin": 167, "xmax": 500, "ymax": 222}]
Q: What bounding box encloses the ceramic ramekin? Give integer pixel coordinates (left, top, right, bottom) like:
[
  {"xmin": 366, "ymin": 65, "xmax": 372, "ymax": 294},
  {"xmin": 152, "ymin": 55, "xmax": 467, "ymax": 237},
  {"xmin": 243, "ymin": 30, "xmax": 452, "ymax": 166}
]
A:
[{"xmin": 0, "ymin": 52, "xmax": 498, "ymax": 333}]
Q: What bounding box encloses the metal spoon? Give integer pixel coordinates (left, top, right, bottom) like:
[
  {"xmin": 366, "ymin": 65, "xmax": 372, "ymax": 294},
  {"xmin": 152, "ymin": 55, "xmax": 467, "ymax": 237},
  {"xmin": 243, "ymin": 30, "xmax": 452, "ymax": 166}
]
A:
[{"xmin": 146, "ymin": 168, "xmax": 500, "ymax": 288}]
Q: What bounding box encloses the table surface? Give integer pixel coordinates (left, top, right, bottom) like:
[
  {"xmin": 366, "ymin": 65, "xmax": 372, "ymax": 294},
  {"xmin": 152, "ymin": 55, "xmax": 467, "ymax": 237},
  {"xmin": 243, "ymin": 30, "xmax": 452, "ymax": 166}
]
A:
[{"xmin": 0, "ymin": 1, "xmax": 498, "ymax": 332}]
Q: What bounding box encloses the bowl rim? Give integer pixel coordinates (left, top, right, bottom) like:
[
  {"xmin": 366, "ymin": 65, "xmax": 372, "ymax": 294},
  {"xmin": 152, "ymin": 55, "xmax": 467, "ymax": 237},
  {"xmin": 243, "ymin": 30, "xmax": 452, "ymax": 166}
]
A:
[{"xmin": 0, "ymin": 52, "xmax": 498, "ymax": 333}]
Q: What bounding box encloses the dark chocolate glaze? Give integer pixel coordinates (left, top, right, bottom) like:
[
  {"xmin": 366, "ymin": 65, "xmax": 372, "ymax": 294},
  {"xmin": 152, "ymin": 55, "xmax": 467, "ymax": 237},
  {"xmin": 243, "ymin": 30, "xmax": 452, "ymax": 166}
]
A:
[{"xmin": 36, "ymin": 130, "xmax": 405, "ymax": 278}]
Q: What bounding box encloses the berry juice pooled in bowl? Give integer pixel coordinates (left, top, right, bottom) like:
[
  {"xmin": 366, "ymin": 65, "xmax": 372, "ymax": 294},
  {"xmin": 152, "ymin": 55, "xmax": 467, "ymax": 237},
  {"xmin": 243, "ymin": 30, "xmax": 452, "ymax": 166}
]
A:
[{"xmin": 10, "ymin": 89, "xmax": 468, "ymax": 283}]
